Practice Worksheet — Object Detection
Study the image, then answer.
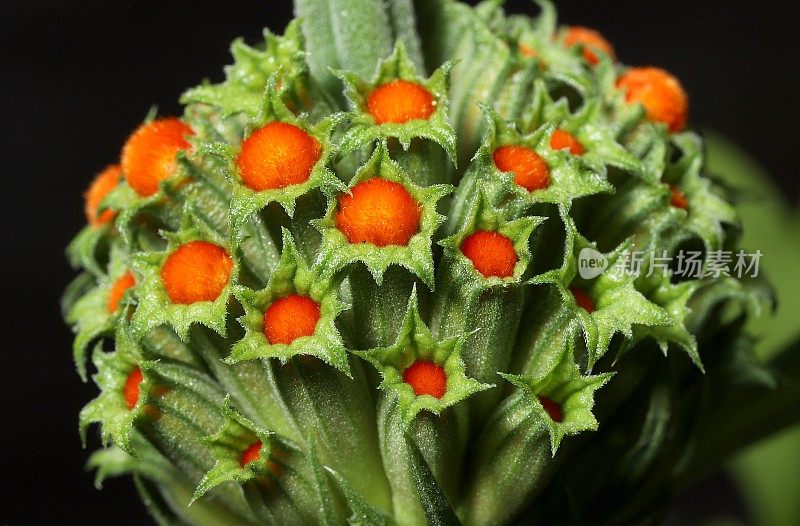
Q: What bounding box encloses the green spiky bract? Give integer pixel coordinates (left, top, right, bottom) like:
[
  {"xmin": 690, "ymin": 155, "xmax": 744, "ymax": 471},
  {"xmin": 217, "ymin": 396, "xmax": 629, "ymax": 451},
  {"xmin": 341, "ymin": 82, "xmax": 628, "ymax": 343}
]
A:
[{"xmin": 63, "ymin": 1, "xmax": 797, "ymax": 525}]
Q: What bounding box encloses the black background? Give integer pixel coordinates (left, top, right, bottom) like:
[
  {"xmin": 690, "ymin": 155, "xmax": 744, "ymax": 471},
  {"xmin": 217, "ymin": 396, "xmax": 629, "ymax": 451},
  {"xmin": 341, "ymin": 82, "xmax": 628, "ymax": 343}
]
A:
[{"xmin": 1, "ymin": 1, "xmax": 797, "ymax": 524}]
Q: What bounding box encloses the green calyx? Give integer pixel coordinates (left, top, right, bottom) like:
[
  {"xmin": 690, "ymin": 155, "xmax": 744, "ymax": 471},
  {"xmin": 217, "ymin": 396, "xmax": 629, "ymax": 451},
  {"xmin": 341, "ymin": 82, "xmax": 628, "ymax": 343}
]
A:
[
  {"xmin": 530, "ymin": 210, "xmax": 673, "ymax": 368},
  {"xmin": 230, "ymin": 230, "xmax": 350, "ymax": 375},
  {"xmin": 193, "ymin": 399, "xmax": 275, "ymax": 502},
  {"xmin": 199, "ymin": 77, "xmax": 348, "ymax": 238},
  {"xmin": 662, "ymin": 132, "xmax": 739, "ymax": 252},
  {"xmin": 337, "ymin": 43, "xmax": 457, "ymax": 162},
  {"xmin": 130, "ymin": 214, "xmax": 237, "ymax": 341},
  {"xmin": 440, "ymin": 183, "xmax": 545, "ymax": 283},
  {"xmin": 356, "ymin": 289, "xmax": 492, "ymax": 424},
  {"xmin": 627, "ymin": 261, "xmax": 703, "ymax": 370},
  {"xmin": 79, "ymin": 326, "xmax": 144, "ymax": 453},
  {"xmin": 501, "ymin": 345, "xmax": 613, "ymax": 455},
  {"xmin": 180, "ymin": 20, "xmax": 328, "ymax": 120},
  {"xmin": 63, "ymin": 1, "xmax": 790, "ymax": 524},
  {"xmin": 465, "ymin": 343, "xmax": 611, "ymax": 526},
  {"xmin": 313, "ymin": 143, "xmax": 452, "ymax": 288},
  {"xmin": 66, "ymin": 245, "xmax": 136, "ymax": 380},
  {"xmin": 433, "ymin": 186, "xmax": 544, "ymax": 419},
  {"xmin": 192, "ymin": 399, "xmax": 343, "ymax": 526}
]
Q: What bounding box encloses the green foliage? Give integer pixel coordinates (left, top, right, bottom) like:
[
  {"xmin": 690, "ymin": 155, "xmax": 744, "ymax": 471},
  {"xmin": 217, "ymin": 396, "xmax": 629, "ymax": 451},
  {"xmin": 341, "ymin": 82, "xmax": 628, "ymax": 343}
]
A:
[{"xmin": 63, "ymin": 1, "xmax": 798, "ymax": 524}]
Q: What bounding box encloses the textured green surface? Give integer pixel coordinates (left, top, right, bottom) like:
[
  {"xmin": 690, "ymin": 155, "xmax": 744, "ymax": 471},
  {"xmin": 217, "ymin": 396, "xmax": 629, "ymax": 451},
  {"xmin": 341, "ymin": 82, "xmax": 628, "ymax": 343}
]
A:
[{"xmin": 62, "ymin": 1, "xmax": 798, "ymax": 524}]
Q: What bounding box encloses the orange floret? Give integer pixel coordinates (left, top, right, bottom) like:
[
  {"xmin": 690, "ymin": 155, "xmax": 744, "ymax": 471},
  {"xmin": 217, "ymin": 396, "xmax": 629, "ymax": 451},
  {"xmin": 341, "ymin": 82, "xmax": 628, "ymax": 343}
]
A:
[
  {"xmin": 240, "ymin": 441, "xmax": 262, "ymax": 467},
  {"xmin": 160, "ymin": 241, "xmax": 233, "ymax": 305},
  {"xmin": 85, "ymin": 165, "xmax": 121, "ymax": 227},
  {"xmin": 263, "ymin": 294, "xmax": 321, "ymax": 345},
  {"xmin": 121, "ymin": 117, "xmax": 193, "ymax": 197},
  {"xmin": 367, "ymin": 80, "xmax": 436, "ymax": 124},
  {"xmin": 519, "ymin": 43, "xmax": 538, "ymax": 58},
  {"xmin": 124, "ymin": 368, "xmax": 144, "ymax": 410},
  {"xmin": 107, "ymin": 271, "xmax": 136, "ymax": 313},
  {"xmin": 570, "ymin": 286, "xmax": 595, "ymax": 313},
  {"xmin": 563, "ymin": 26, "xmax": 615, "ymax": 65},
  {"xmin": 550, "ymin": 129, "xmax": 585, "ymax": 156},
  {"xmin": 335, "ymin": 178, "xmax": 422, "ymax": 247},
  {"xmin": 538, "ymin": 395, "xmax": 564, "ymax": 422},
  {"xmin": 669, "ymin": 184, "xmax": 689, "ymax": 210},
  {"xmin": 460, "ymin": 230, "xmax": 518, "ymax": 278},
  {"xmin": 617, "ymin": 67, "xmax": 688, "ymax": 133},
  {"xmin": 235, "ymin": 122, "xmax": 322, "ymax": 192},
  {"xmin": 492, "ymin": 145, "xmax": 550, "ymax": 191},
  {"xmin": 403, "ymin": 360, "xmax": 447, "ymax": 399}
]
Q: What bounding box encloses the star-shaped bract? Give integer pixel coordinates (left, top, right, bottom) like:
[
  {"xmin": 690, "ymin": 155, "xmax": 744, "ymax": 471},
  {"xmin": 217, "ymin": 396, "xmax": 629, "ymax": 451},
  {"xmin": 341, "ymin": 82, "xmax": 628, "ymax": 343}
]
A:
[
  {"xmin": 501, "ymin": 344, "xmax": 613, "ymax": 454},
  {"xmin": 66, "ymin": 244, "xmax": 137, "ymax": 380},
  {"xmin": 79, "ymin": 325, "xmax": 146, "ymax": 454},
  {"xmin": 130, "ymin": 213, "xmax": 237, "ymax": 341},
  {"xmin": 193, "ymin": 398, "xmax": 342, "ymax": 525},
  {"xmin": 181, "ymin": 21, "xmax": 332, "ymax": 120},
  {"xmin": 230, "ymin": 229, "xmax": 350, "ymax": 375},
  {"xmin": 312, "ymin": 143, "xmax": 452, "ymax": 288},
  {"xmin": 529, "ymin": 209, "xmax": 672, "ymax": 367},
  {"xmin": 355, "ymin": 290, "xmax": 492, "ymax": 425},
  {"xmin": 189, "ymin": 75, "xmax": 347, "ymax": 243},
  {"xmin": 337, "ymin": 44, "xmax": 457, "ymax": 164}
]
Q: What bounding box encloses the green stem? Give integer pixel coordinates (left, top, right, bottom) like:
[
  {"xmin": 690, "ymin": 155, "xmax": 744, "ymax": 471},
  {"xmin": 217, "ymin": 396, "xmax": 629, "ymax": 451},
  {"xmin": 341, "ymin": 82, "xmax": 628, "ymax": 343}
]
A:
[
  {"xmin": 510, "ymin": 286, "xmax": 576, "ymax": 377},
  {"xmin": 377, "ymin": 392, "xmax": 467, "ymax": 525},
  {"xmin": 188, "ymin": 325, "xmax": 298, "ymax": 442},
  {"xmin": 267, "ymin": 355, "xmax": 393, "ymax": 513},
  {"xmin": 465, "ymin": 390, "xmax": 555, "ymax": 526},
  {"xmin": 295, "ymin": 0, "xmax": 394, "ymax": 98},
  {"xmin": 348, "ymin": 263, "xmax": 423, "ymax": 349},
  {"xmin": 430, "ymin": 251, "xmax": 525, "ymax": 423}
]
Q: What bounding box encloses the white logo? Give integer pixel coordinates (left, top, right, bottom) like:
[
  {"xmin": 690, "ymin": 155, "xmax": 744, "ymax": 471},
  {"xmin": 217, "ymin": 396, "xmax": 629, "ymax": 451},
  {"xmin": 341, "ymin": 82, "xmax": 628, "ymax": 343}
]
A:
[{"xmin": 578, "ymin": 248, "xmax": 608, "ymax": 279}]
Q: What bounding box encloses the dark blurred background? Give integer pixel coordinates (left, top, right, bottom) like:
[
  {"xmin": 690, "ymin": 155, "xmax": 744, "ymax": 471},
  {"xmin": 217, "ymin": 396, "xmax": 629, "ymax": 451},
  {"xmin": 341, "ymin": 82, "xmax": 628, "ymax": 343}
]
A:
[{"xmin": 0, "ymin": 1, "xmax": 797, "ymax": 524}]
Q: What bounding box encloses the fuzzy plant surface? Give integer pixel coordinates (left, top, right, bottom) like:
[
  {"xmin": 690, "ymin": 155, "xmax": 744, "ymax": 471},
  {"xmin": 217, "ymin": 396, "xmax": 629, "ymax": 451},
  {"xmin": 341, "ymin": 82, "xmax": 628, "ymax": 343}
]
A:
[{"xmin": 63, "ymin": 1, "xmax": 800, "ymax": 525}]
